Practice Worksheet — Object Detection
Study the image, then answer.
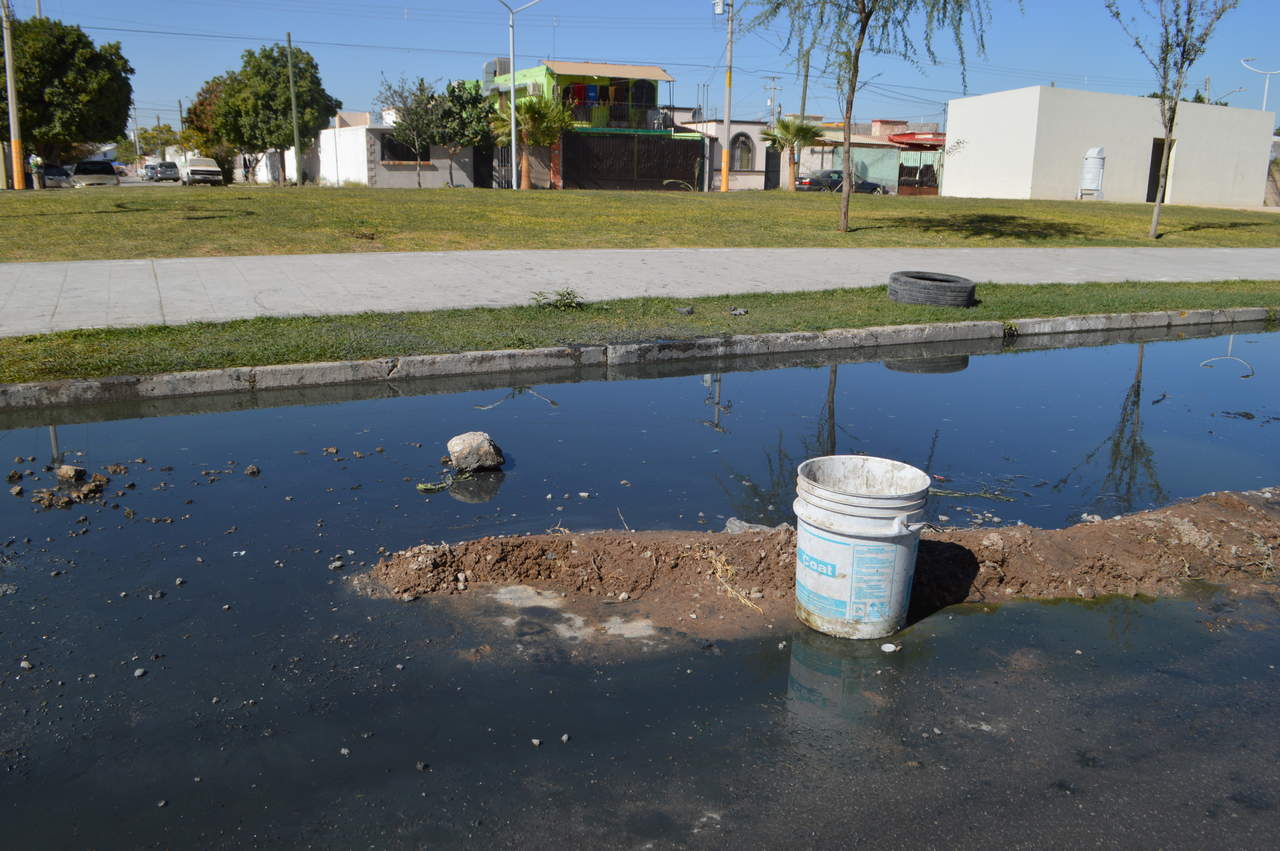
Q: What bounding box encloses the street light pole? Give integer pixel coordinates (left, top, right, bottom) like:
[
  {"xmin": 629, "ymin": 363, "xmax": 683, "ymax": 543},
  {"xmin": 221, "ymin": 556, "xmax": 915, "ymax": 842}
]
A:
[
  {"xmin": 497, "ymin": 0, "xmax": 543, "ymax": 191},
  {"xmin": 717, "ymin": 0, "xmax": 734, "ymax": 193},
  {"xmin": 2, "ymin": 0, "xmax": 25, "ymax": 190},
  {"xmin": 1241, "ymin": 58, "xmax": 1280, "ymax": 113}
]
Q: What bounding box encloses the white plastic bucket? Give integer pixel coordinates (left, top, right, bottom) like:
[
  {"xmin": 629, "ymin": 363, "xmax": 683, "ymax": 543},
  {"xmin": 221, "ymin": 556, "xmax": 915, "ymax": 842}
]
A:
[{"xmin": 793, "ymin": 455, "xmax": 930, "ymax": 639}]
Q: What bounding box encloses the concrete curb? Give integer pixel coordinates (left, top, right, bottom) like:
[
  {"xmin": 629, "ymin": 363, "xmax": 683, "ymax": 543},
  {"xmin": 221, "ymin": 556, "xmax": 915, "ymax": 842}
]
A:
[{"xmin": 1, "ymin": 308, "xmax": 1272, "ymax": 412}]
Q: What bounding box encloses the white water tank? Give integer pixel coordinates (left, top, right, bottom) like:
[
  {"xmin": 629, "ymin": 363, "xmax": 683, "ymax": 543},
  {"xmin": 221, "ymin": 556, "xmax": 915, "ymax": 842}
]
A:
[{"xmin": 1079, "ymin": 146, "xmax": 1105, "ymax": 200}]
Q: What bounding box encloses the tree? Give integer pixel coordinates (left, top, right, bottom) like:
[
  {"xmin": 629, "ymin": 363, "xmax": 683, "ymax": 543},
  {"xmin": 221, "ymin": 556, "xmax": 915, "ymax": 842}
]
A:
[
  {"xmin": 762, "ymin": 117, "xmax": 824, "ymax": 190},
  {"xmin": 432, "ymin": 80, "xmax": 494, "ymax": 187},
  {"xmin": 137, "ymin": 123, "xmax": 180, "ymax": 158},
  {"xmin": 184, "ymin": 75, "xmax": 239, "ymax": 181},
  {"xmin": 491, "ymin": 96, "xmax": 576, "ymax": 190},
  {"xmin": 755, "ymin": 0, "xmax": 998, "ymax": 232},
  {"xmin": 213, "ymin": 44, "xmax": 340, "ymax": 185},
  {"xmin": 0, "ymin": 17, "xmax": 133, "ymax": 162},
  {"xmin": 375, "ymin": 76, "xmax": 437, "ymax": 189},
  {"xmin": 1106, "ymin": 0, "xmax": 1239, "ymax": 239}
]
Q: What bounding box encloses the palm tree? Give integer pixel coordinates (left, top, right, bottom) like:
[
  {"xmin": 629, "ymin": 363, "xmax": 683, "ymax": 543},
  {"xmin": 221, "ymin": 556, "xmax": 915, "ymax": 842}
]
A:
[
  {"xmin": 762, "ymin": 117, "xmax": 824, "ymax": 191},
  {"xmin": 491, "ymin": 96, "xmax": 577, "ymax": 190}
]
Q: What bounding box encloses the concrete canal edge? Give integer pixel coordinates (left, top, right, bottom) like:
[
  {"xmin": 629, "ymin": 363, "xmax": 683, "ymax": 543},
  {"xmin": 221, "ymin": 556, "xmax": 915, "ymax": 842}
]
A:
[{"xmin": 1, "ymin": 307, "xmax": 1273, "ymax": 412}]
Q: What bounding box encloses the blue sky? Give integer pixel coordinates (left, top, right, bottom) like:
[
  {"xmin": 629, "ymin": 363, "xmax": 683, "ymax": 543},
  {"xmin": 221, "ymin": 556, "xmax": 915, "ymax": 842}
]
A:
[{"xmin": 21, "ymin": 0, "xmax": 1280, "ymax": 129}]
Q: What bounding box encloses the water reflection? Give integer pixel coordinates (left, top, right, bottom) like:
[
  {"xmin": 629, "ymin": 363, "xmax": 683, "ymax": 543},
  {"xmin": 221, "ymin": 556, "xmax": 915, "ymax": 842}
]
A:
[{"xmin": 1053, "ymin": 343, "xmax": 1167, "ymax": 518}]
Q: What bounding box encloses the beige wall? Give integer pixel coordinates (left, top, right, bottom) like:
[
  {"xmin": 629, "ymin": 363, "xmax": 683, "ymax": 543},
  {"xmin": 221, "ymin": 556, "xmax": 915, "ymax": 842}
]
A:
[
  {"xmin": 943, "ymin": 86, "xmax": 1276, "ymax": 206},
  {"xmin": 939, "ymin": 86, "xmax": 1041, "ymax": 200}
]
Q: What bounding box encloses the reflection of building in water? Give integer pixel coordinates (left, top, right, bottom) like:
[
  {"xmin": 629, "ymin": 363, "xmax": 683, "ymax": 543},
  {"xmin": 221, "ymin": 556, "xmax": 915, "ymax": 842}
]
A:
[{"xmin": 701, "ymin": 374, "xmax": 733, "ymax": 433}]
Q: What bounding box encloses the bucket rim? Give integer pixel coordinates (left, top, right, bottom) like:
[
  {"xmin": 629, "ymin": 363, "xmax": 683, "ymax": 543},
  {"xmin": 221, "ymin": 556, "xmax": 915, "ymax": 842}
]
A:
[{"xmin": 796, "ymin": 454, "xmax": 931, "ymax": 499}]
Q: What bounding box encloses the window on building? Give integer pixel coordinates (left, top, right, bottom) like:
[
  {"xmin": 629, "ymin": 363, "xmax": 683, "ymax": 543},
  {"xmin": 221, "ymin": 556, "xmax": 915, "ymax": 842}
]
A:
[
  {"xmin": 380, "ymin": 134, "xmax": 428, "ymax": 163},
  {"xmin": 730, "ymin": 133, "xmax": 754, "ymax": 171}
]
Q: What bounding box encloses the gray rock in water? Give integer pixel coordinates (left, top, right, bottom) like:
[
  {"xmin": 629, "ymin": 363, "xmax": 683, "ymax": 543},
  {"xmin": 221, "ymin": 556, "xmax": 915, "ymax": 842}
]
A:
[
  {"xmin": 446, "ymin": 432, "xmax": 505, "ymax": 472},
  {"xmin": 723, "ymin": 517, "xmax": 793, "ymax": 534}
]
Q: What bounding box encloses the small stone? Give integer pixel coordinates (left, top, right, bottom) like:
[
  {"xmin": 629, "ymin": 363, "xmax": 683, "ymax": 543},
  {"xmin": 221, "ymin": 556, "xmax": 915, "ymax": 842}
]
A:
[
  {"xmin": 211, "ymin": 696, "xmax": 220, "ymax": 704},
  {"xmin": 531, "ymin": 738, "xmax": 542, "ymax": 748},
  {"xmin": 134, "ymin": 667, "xmax": 147, "ymax": 678},
  {"xmin": 175, "ymin": 578, "xmax": 185, "ymax": 586},
  {"xmin": 243, "ymin": 465, "xmax": 261, "ymax": 477},
  {"xmin": 880, "ymin": 643, "xmax": 898, "ymax": 653},
  {"xmin": 19, "ymin": 659, "xmax": 32, "ymax": 670},
  {"xmin": 456, "ymin": 572, "xmax": 467, "ymax": 583},
  {"xmin": 689, "ymin": 613, "xmax": 697, "ymax": 620},
  {"xmin": 578, "ymin": 492, "xmax": 590, "ymax": 499},
  {"xmin": 937, "ymin": 514, "xmax": 950, "ymax": 523},
  {"xmin": 56, "ymin": 464, "xmax": 86, "ymax": 482},
  {"xmin": 157, "ymin": 800, "xmax": 166, "ymax": 808},
  {"xmin": 560, "ymin": 733, "xmax": 570, "ymax": 744},
  {"xmin": 339, "ymin": 747, "xmax": 350, "ymax": 756},
  {"xmin": 8, "ymin": 485, "xmax": 21, "ymax": 497},
  {"xmin": 328, "ymin": 560, "xmax": 344, "ymax": 571},
  {"xmin": 222, "ymin": 604, "xmax": 232, "ymax": 611},
  {"xmin": 618, "ymin": 592, "xmax": 630, "ymax": 601},
  {"xmin": 415, "ymin": 761, "xmax": 428, "ymax": 772}
]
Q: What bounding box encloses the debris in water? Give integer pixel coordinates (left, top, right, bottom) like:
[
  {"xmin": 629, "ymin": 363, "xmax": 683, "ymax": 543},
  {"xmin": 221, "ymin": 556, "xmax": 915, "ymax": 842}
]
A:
[{"xmin": 880, "ymin": 643, "xmax": 899, "ymax": 653}]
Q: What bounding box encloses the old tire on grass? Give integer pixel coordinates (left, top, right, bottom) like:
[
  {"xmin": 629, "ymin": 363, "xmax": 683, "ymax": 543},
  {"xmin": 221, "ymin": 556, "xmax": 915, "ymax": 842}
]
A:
[{"xmin": 888, "ymin": 271, "xmax": 977, "ymax": 307}]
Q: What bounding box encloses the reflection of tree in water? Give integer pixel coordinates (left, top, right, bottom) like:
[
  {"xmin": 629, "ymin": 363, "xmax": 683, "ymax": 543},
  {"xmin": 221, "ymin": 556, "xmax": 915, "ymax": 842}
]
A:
[
  {"xmin": 720, "ymin": 365, "xmax": 855, "ymax": 526},
  {"xmin": 1054, "ymin": 343, "xmax": 1166, "ymax": 518}
]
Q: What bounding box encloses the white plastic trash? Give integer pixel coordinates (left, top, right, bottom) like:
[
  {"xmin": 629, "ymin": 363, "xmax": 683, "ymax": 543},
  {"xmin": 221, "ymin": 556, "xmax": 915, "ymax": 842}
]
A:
[{"xmin": 792, "ymin": 455, "xmax": 930, "ymax": 639}]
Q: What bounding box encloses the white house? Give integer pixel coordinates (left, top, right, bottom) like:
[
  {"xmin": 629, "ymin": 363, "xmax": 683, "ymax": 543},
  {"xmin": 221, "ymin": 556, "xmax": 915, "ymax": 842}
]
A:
[
  {"xmin": 941, "ymin": 85, "xmax": 1276, "ymax": 207},
  {"xmin": 310, "ymin": 111, "xmax": 477, "ymax": 188},
  {"xmin": 680, "ymin": 119, "xmax": 770, "ymax": 190}
]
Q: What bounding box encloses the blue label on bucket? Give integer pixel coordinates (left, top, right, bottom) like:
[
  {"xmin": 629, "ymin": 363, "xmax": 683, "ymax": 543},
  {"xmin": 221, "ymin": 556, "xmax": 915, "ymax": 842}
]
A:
[
  {"xmin": 797, "ymin": 547, "xmax": 837, "ymax": 578},
  {"xmin": 796, "ymin": 581, "xmax": 847, "ymax": 619}
]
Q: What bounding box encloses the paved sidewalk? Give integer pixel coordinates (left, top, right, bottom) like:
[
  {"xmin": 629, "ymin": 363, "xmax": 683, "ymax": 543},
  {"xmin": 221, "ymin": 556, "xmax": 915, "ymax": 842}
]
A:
[{"xmin": 2, "ymin": 246, "xmax": 1278, "ymax": 338}]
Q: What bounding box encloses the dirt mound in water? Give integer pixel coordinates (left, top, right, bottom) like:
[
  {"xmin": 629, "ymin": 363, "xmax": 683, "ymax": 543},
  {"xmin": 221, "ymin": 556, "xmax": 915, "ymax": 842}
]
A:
[{"xmin": 369, "ymin": 488, "xmax": 1279, "ymax": 631}]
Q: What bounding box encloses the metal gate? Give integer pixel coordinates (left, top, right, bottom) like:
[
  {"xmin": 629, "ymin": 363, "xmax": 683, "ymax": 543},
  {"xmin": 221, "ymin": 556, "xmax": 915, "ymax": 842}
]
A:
[{"xmin": 562, "ymin": 132, "xmax": 704, "ymax": 191}]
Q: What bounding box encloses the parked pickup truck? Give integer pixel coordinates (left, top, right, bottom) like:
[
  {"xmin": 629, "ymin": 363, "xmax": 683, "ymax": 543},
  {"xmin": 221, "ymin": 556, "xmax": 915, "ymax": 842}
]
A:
[{"xmin": 180, "ymin": 157, "xmax": 224, "ymax": 186}]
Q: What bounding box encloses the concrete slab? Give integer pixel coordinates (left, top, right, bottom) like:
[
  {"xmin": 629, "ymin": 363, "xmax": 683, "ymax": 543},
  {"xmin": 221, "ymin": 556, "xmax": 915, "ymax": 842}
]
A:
[{"xmin": 0, "ymin": 246, "xmax": 1277, "ymax": 338}]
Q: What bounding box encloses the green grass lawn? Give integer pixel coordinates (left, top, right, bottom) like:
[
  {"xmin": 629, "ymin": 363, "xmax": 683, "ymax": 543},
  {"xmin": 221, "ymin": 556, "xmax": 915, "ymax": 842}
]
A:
[
  {"xmin": 2, "ymin": 186, "xmax": 1277, "ymax": 262},
  {"xmin": 2, "ymin": 280, "xmax": 1275, "ymax": 384}
]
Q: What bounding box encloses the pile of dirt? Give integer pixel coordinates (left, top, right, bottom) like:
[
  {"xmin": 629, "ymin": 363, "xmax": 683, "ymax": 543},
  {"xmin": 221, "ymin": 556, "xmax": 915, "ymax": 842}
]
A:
[{"xmin": 367, "ymin": 487, "xmax": 1279, "ymax": 630}]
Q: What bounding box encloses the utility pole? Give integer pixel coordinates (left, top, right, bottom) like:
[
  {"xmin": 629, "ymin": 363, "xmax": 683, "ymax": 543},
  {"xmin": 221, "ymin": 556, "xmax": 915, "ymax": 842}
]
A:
[
  {"xmin": 131, "ymin": 106, "xmax": 141, "ymax": 161},
  {"xmin": 286, "ymin": 32, "xmax": 302, "ymax": 186},
  {"xmin": 764, "ymin": 76, "xmax": 782, "ymax": 124},
  {"xmin": 716, "ymin": 0, "xmax": 734, "ymax": 193},
  {"xmin": 2, "ymin": 0, "xmax": 25, "ymax": 190}
]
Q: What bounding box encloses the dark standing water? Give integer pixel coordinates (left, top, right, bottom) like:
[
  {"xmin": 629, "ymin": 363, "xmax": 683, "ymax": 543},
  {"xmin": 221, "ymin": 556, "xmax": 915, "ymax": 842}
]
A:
[{"xmin": 2, "ymin": 329, "xmax": 1278, "ymax": 847}]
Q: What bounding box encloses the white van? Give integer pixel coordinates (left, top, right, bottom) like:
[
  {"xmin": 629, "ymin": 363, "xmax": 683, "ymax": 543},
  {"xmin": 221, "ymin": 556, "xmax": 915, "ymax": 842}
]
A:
[{"xmin": 180, "ymin": 157, "xmax": 224, "ymax": 186}]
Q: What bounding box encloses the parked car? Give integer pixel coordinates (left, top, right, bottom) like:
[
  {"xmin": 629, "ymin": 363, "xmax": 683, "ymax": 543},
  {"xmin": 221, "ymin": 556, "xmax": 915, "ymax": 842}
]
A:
[
  {"xmin": 795, "ymin": 169, "xmax": 887, "ymax": 194},
  {"xmin": 70, "ymin": 160, "xmax": 121, "ymax": 188},
  {"xmin": 142, "ymin": 163, "xmax": 158, "ymax": 181},
  {"xmin": 180, "ymin": 157, "xmax": 224, "ymax": 186},
  {"xmin": 41, "ymin": 165, "xmax": 73, "ymax": 189},
  {"xmin": 155, "ymin": 161, "xmax": 180, "ymax": 181}
]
